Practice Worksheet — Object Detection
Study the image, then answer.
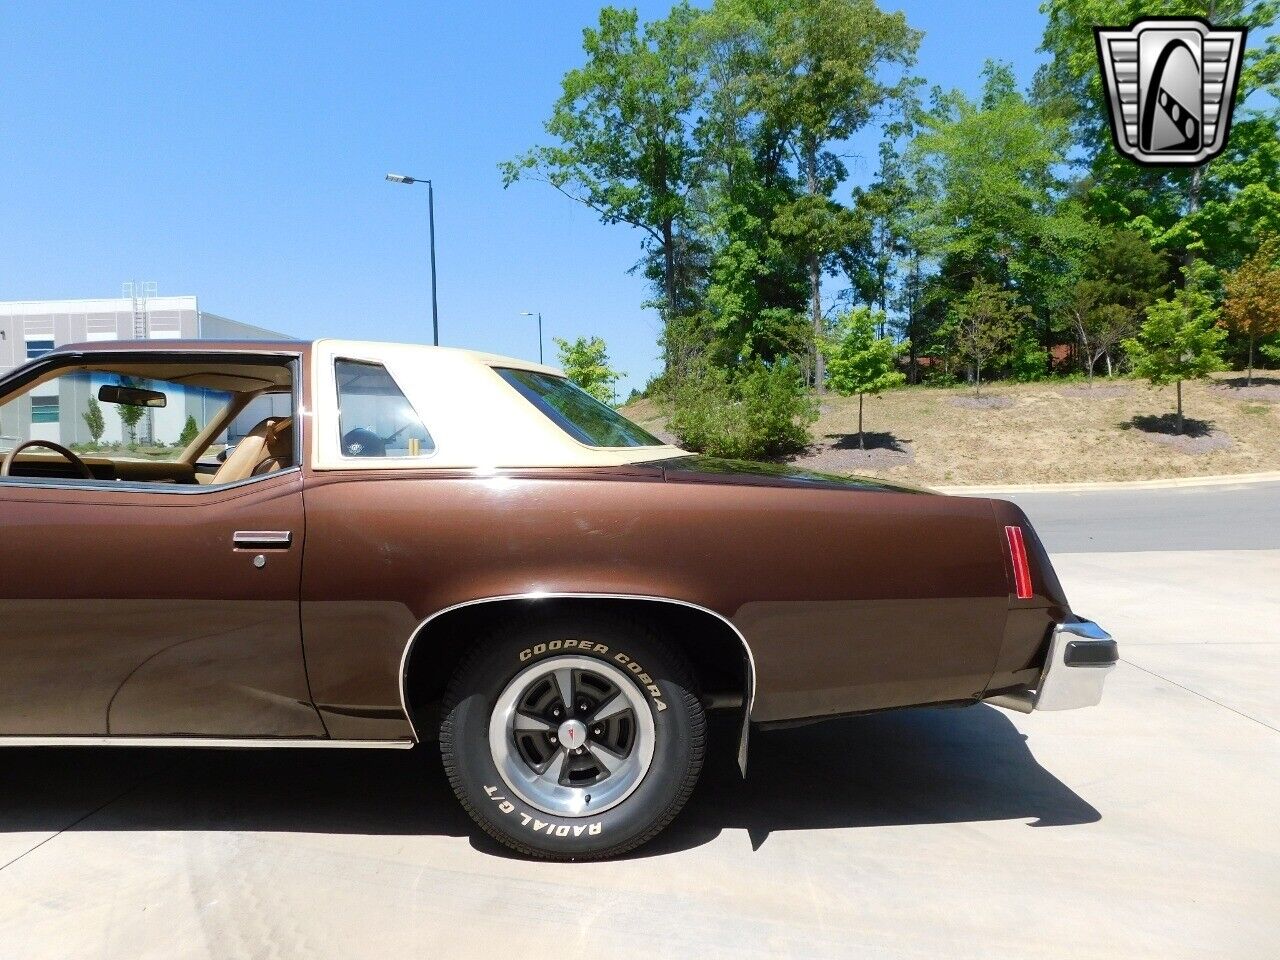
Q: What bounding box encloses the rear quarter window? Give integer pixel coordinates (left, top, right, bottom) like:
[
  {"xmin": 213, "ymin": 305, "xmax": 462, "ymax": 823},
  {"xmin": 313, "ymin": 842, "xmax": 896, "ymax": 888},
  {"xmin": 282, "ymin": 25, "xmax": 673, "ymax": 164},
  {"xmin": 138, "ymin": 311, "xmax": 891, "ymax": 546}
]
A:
[{"xmin": 496, "ymin": 369, "xmax": 663, "ymax": 448}]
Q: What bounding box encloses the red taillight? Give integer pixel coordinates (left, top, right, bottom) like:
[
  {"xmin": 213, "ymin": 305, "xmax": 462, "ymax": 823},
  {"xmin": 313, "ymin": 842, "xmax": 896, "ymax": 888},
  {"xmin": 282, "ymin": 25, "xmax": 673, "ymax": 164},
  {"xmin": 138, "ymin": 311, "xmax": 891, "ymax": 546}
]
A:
[{"xmin": 1005, "ymin": 525, "xmax": 1034, "ymax": 600}]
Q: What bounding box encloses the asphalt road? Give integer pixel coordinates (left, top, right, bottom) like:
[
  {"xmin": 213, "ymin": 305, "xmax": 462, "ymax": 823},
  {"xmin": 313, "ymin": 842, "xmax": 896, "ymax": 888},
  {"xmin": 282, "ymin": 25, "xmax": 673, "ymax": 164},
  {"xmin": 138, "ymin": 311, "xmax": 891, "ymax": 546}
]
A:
[
  {"xmin": 999, "ymin": 481, "xmax": 1280, "ymax": 553},
  {"xmin": 0, "ymin": 482, "xmax": 1277, "ymax": 959}
]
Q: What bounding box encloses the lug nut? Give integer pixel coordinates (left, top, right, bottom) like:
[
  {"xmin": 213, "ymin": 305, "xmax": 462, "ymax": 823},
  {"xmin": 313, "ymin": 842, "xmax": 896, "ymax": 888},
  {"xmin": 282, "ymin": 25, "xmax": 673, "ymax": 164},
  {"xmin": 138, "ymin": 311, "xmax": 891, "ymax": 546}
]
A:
[
  {"xmin": 592, "ymin": 726, "xmax": 603, "ymax": 736},
  {"xmin": 552, "ymin": 707, "xmax": 561, "ymax": 718},
  {"xmin": 548, "ymin": 734, "xmax": 557, "ymax": 743}
]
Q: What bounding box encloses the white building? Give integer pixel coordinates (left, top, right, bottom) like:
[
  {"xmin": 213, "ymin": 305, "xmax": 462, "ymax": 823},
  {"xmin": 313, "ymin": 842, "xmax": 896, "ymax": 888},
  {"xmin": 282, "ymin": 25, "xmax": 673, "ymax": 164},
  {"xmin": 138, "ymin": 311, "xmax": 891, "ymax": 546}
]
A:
[{"xmin": 0, "ymin": 293, "xmax": 289, "ymax": 447}]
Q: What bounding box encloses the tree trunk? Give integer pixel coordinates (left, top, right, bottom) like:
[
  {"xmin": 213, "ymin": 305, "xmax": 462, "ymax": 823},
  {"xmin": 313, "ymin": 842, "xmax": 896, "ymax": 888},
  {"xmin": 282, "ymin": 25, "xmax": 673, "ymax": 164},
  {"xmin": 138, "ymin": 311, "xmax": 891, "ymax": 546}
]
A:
[
  {"xmin": 975, "ymin": 365, "xmax": 982, "ymax": 398},
  {"xmin": 1043, "ymin": 312, "xmax": 1054, "ymax": 376},
  {"xmin": 661, "ymin": 219, "xmax": 677, "ymax": 333},
  {"xmin": 805, "ymin": 142, "xmax": 824, "ymax": 392},
  {"xmin": 1176, "ymin": 379, "xmax": 1184, "ymax": 434},
  {"xmin": 1184, "ymin": 166, "xmax": 1203, "ymax": 270},
  {"xmin": 1248, "ymin": 335, "xmax": 1255, "ymax": 386},
  {"xmin": 858, "ymin": 393, "xmax": 865, "ymax": 450},
  {"xmin": 1105, "ymin": 352, "xmax": 1113, "ymax": 377},
  {"xmin": 907, "ymin": 258, "xmax": 920, "ymax": 384},
  {"xmin": 1086, "ymin": 355, "xmax": 1094, "ymax": 388}
]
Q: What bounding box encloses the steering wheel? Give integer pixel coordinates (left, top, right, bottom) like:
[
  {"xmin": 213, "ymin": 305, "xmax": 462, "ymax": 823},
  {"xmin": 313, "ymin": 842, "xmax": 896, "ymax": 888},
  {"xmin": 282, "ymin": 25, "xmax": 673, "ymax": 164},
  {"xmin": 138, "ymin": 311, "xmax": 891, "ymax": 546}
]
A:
[
  {"xmin": 1, "ymin": 439, "xmax": 94, "ymax": 480},
  {"xmin": 341, "ymin": 428, "xmax": 386, "ymax": 458}
]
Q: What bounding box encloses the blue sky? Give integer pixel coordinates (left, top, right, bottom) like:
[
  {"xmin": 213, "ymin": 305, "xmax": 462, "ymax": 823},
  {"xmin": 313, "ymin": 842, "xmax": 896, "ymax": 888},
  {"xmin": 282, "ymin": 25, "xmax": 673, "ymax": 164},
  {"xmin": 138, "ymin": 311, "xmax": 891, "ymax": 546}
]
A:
[{"xmin": 1, "ymin": 2, "xmax": 1062, "ymax": 394}]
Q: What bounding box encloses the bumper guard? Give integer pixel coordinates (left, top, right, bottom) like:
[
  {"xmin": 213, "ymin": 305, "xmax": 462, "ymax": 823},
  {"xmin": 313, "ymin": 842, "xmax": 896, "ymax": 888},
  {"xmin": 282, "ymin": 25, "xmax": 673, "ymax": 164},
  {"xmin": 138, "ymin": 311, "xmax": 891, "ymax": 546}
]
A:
[{"xmin": 986, "ymin": 618, "xmax": 1116, "ymax": 713}]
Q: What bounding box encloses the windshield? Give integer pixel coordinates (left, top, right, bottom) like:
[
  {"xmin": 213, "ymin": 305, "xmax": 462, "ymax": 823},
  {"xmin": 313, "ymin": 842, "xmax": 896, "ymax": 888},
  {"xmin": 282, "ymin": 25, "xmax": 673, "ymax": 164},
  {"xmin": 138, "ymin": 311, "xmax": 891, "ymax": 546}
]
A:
[{"xmin": 496, "ymin": 369, "xmax": 664, "ymax": 448}]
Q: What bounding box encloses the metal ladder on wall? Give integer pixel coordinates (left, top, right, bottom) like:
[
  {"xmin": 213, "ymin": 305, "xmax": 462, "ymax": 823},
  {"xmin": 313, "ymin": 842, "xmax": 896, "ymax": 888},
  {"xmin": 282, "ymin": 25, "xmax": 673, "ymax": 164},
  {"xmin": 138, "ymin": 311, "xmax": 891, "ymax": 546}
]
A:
[{"xmin": 121, "ymin": 281, "xmax": 159, "ymax": 443}]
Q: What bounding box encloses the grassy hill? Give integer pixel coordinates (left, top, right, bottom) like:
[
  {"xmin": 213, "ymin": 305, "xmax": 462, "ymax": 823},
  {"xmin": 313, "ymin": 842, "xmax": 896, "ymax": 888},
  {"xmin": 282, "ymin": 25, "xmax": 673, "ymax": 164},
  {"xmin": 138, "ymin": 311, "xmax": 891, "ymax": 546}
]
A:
[{"xmin": 622, "ymin": 372, "xmax": 1280, "ymax": 485}]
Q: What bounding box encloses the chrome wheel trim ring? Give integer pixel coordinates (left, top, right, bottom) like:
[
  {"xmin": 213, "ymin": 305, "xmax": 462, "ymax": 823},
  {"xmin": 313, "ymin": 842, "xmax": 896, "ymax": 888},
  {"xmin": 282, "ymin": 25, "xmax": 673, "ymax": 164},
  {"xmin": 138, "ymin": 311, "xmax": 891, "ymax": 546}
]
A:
[{"xmin": 488, "ymin": 654, "xmax": 656, "ymax": 818}]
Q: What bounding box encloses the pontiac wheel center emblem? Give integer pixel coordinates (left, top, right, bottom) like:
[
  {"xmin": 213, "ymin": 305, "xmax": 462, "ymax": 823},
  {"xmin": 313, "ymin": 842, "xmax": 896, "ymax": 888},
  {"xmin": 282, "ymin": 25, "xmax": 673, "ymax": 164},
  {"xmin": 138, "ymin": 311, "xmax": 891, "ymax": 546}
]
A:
[
  {"xmin": 558, "ymin": 719, "xmax": 586, "ymax": 749},
  {"xmin": 1094, "ymin": 18, "xmax": 1246, "ymax": 167}
]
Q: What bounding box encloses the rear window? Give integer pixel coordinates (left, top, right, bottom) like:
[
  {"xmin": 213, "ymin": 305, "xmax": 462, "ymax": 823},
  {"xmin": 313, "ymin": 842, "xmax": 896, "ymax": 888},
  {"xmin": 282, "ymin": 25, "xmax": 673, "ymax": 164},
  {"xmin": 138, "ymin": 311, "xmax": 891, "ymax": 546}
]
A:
[{"xmin": 496, "ymin": 369, "xmax": 664, "ymax": 448}]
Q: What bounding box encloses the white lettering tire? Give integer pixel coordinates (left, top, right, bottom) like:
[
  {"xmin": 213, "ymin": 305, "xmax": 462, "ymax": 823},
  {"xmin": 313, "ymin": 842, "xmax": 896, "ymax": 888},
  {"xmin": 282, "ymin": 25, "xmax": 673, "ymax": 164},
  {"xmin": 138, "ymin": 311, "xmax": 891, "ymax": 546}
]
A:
[{"xmin": 440, "ymin": 613, "xmax": 706, "ymax": 860}]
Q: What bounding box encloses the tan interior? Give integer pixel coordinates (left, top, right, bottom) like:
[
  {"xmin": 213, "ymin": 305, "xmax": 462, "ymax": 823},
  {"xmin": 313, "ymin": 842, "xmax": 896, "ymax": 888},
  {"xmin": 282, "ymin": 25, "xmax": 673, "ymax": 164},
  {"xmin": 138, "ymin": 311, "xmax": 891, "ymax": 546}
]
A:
[{"xmin": 211, "ymin": 417, "xmax": 294, "ymax": 485}]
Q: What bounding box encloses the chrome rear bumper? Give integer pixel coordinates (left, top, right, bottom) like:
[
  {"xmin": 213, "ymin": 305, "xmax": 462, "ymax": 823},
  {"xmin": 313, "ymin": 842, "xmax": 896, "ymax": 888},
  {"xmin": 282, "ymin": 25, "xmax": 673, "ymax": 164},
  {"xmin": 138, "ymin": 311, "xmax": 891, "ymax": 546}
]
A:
[{"xmin": 986, "ymin": 618, "xmax": 1116, "ymax": 713}]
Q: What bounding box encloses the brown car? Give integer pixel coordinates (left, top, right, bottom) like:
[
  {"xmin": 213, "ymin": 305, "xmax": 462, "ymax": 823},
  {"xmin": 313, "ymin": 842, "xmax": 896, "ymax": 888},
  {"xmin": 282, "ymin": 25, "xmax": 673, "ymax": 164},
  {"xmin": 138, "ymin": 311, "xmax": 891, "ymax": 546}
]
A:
[{"xmin": 0, "ymin": 338, "xmax": 1115, "ymax": 859}]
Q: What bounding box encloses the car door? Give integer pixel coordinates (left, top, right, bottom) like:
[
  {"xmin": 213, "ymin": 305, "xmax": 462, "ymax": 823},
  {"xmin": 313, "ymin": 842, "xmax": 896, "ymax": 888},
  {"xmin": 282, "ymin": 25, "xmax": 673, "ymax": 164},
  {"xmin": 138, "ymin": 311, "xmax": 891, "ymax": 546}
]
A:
[{"xmin": 0, "ymin": 454, "xmax": 324, "ymax": 739}]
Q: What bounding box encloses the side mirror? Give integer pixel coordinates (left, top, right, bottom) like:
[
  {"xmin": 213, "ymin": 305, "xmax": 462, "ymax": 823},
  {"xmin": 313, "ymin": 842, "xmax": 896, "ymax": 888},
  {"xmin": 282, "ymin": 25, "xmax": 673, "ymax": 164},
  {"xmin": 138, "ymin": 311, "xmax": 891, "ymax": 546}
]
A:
[{"xmin": 99, "ymin": 384, "xmax": 167, "ymax": 408}]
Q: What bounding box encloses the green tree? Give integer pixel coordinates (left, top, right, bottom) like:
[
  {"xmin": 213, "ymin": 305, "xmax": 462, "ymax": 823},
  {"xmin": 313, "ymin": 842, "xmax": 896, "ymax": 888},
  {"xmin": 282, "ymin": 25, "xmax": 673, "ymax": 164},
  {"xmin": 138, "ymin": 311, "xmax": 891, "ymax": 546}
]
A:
[
  {"xmin": 115, "ymin": 379, "xmax": 146, "ymax": 447},
  {"xmin": 555, "ymin": 335, "xmax": 623, "ymax": 405},
  {"xmin": 820, "ymin": 307, "xmax": 904, "ymax": 448},
  {"xmin": 178, "ymin": 414, "xmax": 200, "ymax": 448},
  {"xmin": 1037, "ymin": 0, "xmax": 1280, "ymax": 269},
  {"xmin": 502, "ymin": 4, "xmax": 705, "ymax": 337},
  {"xmin": 1123, "ymin": 264, "xmax": 1227, "ymax": 433},
  {"xmin": 1061, "ymin": 229, "xmax": 1169, "ymax": 382},
  {"xmin": 943, "ymin": 280, "xmax": 1027, "ymax": 397},
  {"xmin": 909, "ymin": 62, "xmax": 1090, "ymax": 371},
  {"xmin": 722, "ymin": 0, "xmax": 919, "ymax": 388},
  {"xmin": 845, "ymin": 130, "xmax": 917, "ymax": 335},
  {"xmin": 82, "ymin": 396, "xmax": 105, "ymax": 445},
  {"xmin": 1221, "ymin": 236, "xmax": 1280, "ymax": 385}
]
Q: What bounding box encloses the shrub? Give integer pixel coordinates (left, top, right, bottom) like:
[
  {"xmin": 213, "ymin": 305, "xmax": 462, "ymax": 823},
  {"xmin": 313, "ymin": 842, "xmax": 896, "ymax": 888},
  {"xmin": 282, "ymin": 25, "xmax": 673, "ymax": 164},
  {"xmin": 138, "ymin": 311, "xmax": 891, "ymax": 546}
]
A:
[
  {"xmin": 1008, "ymin": 334, "xmax": 1049, "ymax": 382},
  {"xmin": 665, "ymin": 358, "xmax": 816, "ymax": 460}
]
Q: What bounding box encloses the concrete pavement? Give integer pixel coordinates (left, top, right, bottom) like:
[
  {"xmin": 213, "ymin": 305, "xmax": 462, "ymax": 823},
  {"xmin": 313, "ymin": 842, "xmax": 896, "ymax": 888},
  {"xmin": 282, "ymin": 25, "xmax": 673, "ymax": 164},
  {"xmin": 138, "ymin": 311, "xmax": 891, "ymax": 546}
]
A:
[{"xmin": 1, "ymin": 488, "xmax": 1277, "ymax": 959}]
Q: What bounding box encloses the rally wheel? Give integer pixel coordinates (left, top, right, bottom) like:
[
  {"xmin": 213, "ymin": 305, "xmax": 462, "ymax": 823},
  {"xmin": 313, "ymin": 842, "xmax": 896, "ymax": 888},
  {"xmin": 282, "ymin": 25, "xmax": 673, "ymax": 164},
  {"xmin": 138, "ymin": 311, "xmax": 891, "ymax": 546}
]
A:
[{"xmin": 439, "ymin": 613, "xmax": 706, "ymax": 860}]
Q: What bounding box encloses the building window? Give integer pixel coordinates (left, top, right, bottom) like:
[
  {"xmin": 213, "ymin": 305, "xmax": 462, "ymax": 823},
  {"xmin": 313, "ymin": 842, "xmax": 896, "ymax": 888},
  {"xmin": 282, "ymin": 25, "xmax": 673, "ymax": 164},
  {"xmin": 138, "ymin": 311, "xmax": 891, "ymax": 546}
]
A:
[
  {"xmin": 30, "ymin": 395, "xmax": 59, "ymax": 424},
  {"xmin": 25, "ymin": 339, "xmax": 55, "ymax": 360}
]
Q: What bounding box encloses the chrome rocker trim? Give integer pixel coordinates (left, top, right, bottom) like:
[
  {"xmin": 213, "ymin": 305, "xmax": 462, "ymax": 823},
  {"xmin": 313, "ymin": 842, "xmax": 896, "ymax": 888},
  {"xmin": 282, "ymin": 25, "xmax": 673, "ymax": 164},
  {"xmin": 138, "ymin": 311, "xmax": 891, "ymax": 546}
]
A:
[
  {"xmin": 0, "ymin": 737, "xmax": 415, "ymax": 749},
  {"xmin": 986, "ymin": 618, "xmax": 1116, "ymax": 713},
  {"xmin": 398, "ymin": 592, "xmax": 758, "ymax": 775}
]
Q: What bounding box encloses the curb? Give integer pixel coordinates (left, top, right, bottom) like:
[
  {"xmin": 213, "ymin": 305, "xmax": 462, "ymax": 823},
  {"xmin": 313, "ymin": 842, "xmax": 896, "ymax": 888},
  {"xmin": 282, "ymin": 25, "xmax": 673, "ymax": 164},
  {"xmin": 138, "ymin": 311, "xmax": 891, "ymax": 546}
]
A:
[{"xmin": 937, "ymin": 471, "xmax": 1280, "ymax": 496}]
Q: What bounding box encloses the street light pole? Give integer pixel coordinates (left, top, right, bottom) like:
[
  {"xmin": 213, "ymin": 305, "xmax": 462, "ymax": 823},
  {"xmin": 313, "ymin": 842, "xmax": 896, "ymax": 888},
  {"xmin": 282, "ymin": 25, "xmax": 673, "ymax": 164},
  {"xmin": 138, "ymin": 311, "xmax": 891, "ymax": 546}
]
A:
[
  {"xmin": 386, "ymin": 173, "xmax": 439, "ymax": 346},
  {"xmin": 520, "ymin": 311, "xmax": 543, "ymax": 364},
  {"xmin": 426, "ymin": 180, "xmax": 439, "ymax": 348}
]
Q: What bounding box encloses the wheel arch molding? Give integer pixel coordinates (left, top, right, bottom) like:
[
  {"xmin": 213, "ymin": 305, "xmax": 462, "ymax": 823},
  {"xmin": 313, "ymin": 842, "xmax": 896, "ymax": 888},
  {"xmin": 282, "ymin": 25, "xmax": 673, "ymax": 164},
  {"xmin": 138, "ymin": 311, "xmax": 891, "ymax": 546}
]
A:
[{"xmin": 398, "ymin": 593, "xmax": 756, "ymax": 775}]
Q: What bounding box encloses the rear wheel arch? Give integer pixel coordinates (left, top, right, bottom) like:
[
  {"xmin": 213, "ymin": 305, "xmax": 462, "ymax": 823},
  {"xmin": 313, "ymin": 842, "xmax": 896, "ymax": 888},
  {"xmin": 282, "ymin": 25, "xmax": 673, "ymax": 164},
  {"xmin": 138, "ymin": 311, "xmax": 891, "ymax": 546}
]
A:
[{"xmin": 399, "ymin": 594, "xmax": 754, "ymax": 770}]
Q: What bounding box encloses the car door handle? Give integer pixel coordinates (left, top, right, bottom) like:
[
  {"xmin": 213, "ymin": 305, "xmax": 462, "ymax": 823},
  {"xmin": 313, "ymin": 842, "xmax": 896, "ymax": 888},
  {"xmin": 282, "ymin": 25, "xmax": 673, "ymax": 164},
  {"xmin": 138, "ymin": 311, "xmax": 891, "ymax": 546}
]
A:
[{"xmin": 232, "ymin": 530, "xmax": 293, "ymax": 550}]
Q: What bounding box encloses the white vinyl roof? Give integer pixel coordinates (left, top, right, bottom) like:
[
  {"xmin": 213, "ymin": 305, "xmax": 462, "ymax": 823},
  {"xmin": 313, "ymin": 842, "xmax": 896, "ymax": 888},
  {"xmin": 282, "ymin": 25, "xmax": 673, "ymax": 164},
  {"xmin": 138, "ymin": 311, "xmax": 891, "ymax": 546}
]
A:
[{"xmin": 310, "ymin": 339, "xmax": 686, "ymax": 470}]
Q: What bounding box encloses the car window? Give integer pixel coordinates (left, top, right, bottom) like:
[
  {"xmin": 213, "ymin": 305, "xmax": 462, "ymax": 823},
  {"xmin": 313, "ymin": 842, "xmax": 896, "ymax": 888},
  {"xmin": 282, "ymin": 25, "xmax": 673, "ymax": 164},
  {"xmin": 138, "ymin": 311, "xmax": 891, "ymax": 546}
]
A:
[
  {"xmin": 495, "ymin": 368, "xmax": 664, "ymax": 448},
  {"xmin": 335, "ymin": 359, "xmax": 435, "ymax": 458},
  {"xmin": 0, "ymin": 369, "xmax": 233, "ymax": 464}
]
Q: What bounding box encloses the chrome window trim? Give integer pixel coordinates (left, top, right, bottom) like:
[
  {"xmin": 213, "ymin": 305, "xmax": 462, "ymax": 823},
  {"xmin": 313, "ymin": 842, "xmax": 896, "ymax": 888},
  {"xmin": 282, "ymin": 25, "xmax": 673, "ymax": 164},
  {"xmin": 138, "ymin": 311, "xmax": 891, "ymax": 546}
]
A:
[
  {"xmin": 0, "ymin": 465, "xmax": 301, "ymax": 496},
  {"xmin": 397, "ymin": 592, "xmax": 758, "ymax": 775},
  {"xmin": 0, "ymin": 736, "xmax": 414, "ymax": 749}
]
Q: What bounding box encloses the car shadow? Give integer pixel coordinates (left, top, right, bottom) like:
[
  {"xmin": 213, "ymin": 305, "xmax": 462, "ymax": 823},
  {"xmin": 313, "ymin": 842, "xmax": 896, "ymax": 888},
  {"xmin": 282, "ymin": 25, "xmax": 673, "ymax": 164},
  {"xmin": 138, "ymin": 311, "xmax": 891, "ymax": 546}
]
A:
[
  {"xmin": 640, "ymin": 705, "xmax": 1098, "ymax": 858},
  {"xmin": 0, "ymin": 706, "xmax": 1097, "ymax": 859}
]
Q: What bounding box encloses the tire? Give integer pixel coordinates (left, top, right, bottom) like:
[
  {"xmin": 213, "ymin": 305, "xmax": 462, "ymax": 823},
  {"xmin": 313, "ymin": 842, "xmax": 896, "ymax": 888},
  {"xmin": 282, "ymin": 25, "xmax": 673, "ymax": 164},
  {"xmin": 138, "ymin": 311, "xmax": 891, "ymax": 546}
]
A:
[{"xmin": 440, "ymin": 612, "xmax": 706, "ymax": 860}]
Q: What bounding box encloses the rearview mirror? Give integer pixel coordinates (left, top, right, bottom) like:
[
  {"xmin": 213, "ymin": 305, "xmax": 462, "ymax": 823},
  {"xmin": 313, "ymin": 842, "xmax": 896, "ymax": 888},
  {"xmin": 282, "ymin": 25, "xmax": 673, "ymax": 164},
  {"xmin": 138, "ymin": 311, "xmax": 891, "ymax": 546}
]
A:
[{"xmin": 98, "ymin": 384, "xmax": 167, "ymax": 408}]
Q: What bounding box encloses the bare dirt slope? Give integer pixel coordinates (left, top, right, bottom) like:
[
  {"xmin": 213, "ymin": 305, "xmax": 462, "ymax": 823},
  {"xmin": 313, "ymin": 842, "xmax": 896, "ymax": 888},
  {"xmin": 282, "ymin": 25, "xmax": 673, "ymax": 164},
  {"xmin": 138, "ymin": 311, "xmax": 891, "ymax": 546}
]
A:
[{"xmin": 622, "ymin": 372, "xmax": 1280, "ymax": 485}]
